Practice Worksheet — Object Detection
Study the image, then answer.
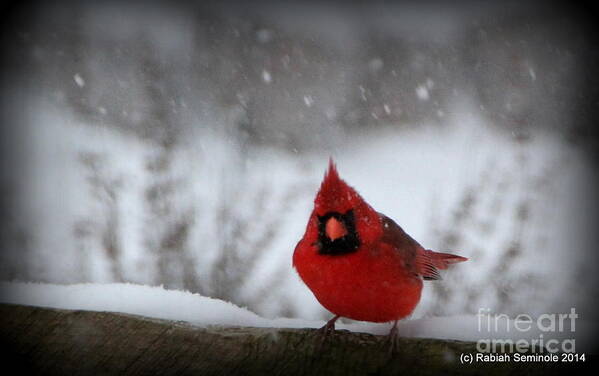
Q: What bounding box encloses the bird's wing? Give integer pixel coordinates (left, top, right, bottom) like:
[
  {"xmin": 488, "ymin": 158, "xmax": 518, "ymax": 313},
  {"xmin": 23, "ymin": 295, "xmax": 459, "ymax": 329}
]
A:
[{"xmin": 379, "ymin": 213, "xmax": 443, "ymax": 280}]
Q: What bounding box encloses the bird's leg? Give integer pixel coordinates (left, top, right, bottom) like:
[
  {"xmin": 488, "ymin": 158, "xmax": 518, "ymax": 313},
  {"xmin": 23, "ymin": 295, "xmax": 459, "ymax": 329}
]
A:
[
  {"xmin": 317, "ymin": 315, "xmax": 340, "ymax": 339},
  {"xmin": 387, "ymin": 320, "xmax": 400, "ymax": 354},
  {"xmin": 311, "ymin": 315, "xmax": 341, "ymax": 355}
]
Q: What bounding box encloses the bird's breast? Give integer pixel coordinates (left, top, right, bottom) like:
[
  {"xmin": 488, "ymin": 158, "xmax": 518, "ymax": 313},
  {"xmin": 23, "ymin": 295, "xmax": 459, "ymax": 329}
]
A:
[{"xmin": 294, "ymin": 241, "xmax": 423, "ymax": 322}]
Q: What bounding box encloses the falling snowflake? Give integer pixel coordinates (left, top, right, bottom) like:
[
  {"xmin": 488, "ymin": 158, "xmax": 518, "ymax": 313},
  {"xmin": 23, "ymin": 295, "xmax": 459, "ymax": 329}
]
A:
[
  {"xmin": 528, "ymin": 67, "xmax": 536, "ymax": 81},
  {"xmin": 262, "ymin": 70, "xmax": 272, "ymax": 83},
  {"xmin": 303, "ymin": 95, "xmax": 314, "ymax": 107},
  {"xmin": 73, "ymin": 73, "xmax": 85, "ymax": 88},
  {"xmin": 415, "ymin": 85, "xmax": 429, "ymax": 101}
]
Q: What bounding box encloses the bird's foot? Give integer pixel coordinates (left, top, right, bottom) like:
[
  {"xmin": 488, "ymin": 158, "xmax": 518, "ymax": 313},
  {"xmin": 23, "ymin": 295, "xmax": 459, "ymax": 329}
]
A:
[
  {"xmin": 315, "ymin": 315, "xmax": 340, "ymax": 345},
  {"xmin": 387, "ymin": 320, "xmax": 401, "ymax": 355}
]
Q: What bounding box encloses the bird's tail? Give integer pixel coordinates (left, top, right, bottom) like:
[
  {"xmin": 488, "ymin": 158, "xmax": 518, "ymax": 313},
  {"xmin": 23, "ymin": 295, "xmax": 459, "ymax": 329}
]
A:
[
  {"xmin": 417, "ymin": 249, "xmax": 468, "ymax": 280},
  {"xmin": 426, "ymin": 250, "xmax": 468, "ymax": 270}
]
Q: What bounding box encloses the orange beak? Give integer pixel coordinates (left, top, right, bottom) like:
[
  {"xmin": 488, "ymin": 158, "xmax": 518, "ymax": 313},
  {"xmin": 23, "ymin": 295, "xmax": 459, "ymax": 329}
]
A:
[{"xmin": 325, "ymin": 217, "xmax": 347, "ymax": 240}]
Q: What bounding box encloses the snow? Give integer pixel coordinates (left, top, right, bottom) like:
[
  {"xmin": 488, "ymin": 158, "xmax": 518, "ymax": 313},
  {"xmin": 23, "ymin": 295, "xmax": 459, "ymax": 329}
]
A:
[
  {"xmin": 415, "ymin": 79, "xmax": 434, "ymax": 101},
  {"xmin": 528, "ymin": 67, "xmax": 536, "ymax": 81},
  {"xmin": 1, "ymin": 282, "xmax": 271, "ymax": 328},
  {"xmin": 415, "ymin": 85, "xmax": 429, "ymax": 101},
  {"xmin": 1, "ymin": 281, "xmax": 594, "ymax": 352},
  {"xmin": 73, "ymin": 73, "xmax": 85, "ymax": 88},
  {"xmin": 303, "ymin": 95, "xmax": 314, "ymax": 107},
  {"xmin": 359, "ymin": 85, "xmax": 367, "ymax": 101},
  {"xmin": 262, "ymin": 70, "xmax": 272, "ymax": 83}
]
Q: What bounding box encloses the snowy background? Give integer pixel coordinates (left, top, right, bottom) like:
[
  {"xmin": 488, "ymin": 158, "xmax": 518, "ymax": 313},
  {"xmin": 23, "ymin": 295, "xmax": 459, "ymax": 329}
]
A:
[{"xmin": 1, "ymin": 0, "xmax": 598, "ymax": 337}]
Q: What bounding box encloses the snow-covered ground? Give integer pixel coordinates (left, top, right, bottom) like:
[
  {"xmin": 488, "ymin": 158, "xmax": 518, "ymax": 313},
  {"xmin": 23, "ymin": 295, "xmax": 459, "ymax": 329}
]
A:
[{"xmin": 1, "ymin": 281, "xmax": 595, "ymax": 353}]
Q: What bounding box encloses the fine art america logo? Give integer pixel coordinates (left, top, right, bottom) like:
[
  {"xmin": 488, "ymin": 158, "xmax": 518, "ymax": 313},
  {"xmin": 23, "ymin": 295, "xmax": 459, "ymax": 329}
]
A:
[{"xmin": 476, "ymin": 307, "xmax": 578, "ymax": 354}]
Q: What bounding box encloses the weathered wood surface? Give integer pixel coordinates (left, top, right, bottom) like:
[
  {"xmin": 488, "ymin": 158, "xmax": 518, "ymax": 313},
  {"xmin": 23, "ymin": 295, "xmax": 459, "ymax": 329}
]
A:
[{"xmin": 0, "ymin": 303, "xmax": 587, "ymax": 375}]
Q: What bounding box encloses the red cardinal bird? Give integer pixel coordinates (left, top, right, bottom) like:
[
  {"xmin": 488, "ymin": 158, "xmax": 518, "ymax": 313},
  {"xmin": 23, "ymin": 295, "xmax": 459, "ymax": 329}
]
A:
[{"xmin": 293, "ymin": 159, "xmax": 467, "ymax": 345}]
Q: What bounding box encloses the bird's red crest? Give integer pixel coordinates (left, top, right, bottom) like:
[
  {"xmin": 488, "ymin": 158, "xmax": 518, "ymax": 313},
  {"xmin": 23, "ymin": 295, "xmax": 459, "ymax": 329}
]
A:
[
  {"xmin": 313, "ymin": 159, "xmax": 382, "ymax": 244},
  {"xmin": 314, "ymin": 159, "xmax": 362, "ymax": 216}
]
